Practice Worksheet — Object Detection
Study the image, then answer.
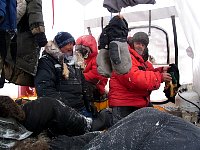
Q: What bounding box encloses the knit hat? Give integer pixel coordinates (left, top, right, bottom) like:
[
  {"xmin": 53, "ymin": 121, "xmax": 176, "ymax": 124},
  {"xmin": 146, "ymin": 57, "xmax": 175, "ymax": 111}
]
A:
[{"xmin": 54, "ymin": 32, "xmax": 75, "ymax": 48}]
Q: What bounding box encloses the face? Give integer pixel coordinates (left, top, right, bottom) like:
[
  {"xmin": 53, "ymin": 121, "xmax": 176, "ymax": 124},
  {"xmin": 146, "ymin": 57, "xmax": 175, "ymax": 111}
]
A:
[
  {"xmin": 60, "ymin": 42, "xmax": 74, "ymax": 56},
  {"xmin": 75, "ymin": 45, "xmax": 91, "ymax": 59},
  {"xmin": 133, "ymin": 42, "xmax": 146, "ymax": 56}
]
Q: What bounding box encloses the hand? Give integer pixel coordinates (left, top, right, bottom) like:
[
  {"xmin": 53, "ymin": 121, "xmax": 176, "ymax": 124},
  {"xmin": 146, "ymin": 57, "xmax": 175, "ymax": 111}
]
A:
[
  {"xmin": 162, "ymin": 73, "xmax": 172, "ymax": 82},
  {"xmin": 34, "ymin": 32, "xmax": 48, "ymax": 47},
  {"xmin": 163, "ymin": 66, "xmax": 171, "ymax": 73}
]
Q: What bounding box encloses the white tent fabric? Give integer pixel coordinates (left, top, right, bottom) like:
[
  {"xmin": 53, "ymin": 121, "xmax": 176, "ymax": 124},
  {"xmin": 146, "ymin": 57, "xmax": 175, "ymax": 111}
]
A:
[
  {"xmin": 174, "ymin": 0, "xmax": 200, "ymax": 96},
  {"xmin": 76, "ymin": 0, "xmax": 92, "ymax": 6}
]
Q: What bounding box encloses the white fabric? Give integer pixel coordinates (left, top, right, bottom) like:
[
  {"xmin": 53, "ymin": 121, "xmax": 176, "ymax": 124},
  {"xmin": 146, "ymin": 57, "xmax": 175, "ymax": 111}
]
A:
[{"xmin": 174, "ymin": 0, "xmax": 200, "ymax": 96}]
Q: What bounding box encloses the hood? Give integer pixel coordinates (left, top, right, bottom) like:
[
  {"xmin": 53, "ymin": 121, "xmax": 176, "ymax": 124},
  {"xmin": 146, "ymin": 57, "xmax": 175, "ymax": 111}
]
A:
[
  {"xmin": 44, "ymin": 41, "xmax": 64, "ymax": 64},
  {"xmin": 76, "ymin": 35, "xmax": 98, "ymax": 59}
]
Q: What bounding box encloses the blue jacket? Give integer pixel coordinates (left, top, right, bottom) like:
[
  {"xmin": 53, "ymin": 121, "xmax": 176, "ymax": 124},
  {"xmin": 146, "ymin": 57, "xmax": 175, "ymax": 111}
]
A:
[{"xmin": 0, "ymin": 0, "xmax": 16, "ymax": 31}]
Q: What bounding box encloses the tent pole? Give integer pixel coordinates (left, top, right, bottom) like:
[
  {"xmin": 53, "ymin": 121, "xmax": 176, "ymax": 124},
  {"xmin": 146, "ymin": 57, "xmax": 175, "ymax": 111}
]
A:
[{"xmin": 171, "ymin": 15, "xmax": 178, "ymax": 66}]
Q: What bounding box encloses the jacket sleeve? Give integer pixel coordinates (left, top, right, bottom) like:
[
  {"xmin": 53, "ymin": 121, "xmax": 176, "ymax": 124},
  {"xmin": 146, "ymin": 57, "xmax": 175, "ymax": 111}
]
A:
[
  {"xmin": 26, "ymin": 0, "xmax": 45, "ymax": 35},
  {"xmin": 17, "ymin": 0, "xmax": 27, "ymax": 24},
  {"xmin": 81, "ymin": 71, "xmax": 95, "ymax": 112},
  {"xmin": 34, "ymin": 57, "xmax": 62, "ymax": 100},
  {"xmin": 84, "ymin": 59, "xmax": 104, "ymax": 84},
  {"xmin": 115, "ymin": 60, "xmax": 163, "ymax": 92},
  {"xmin": 154, "ymin": 67, "xmax": 164, "ymax": 73},
  {"xmin": 145, "ymin": 61, "xmax": 163, "ymax": 73}
]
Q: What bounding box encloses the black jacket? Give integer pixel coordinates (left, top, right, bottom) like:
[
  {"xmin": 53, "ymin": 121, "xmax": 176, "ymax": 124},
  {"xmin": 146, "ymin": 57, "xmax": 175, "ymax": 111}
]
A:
[{"xmin": 34, "ymin": 52, "xmax": 87, "ymax": 111}]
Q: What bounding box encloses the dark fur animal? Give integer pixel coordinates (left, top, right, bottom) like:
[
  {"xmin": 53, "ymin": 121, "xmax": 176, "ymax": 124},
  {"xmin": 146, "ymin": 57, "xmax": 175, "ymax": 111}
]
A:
[
  {"xmin": 12, "ymin": 133, "xmax": 49, "ymax": 150},
  {"xmin": 0, "ymin": 96, "xmax": 25, "ymax": 121}
]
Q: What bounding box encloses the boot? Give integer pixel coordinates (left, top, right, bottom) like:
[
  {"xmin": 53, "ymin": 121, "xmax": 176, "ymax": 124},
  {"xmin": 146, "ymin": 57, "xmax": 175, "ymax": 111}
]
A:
[{"xmin": 91, "ymin": 108, "xmax": 113, "ymax": 131}]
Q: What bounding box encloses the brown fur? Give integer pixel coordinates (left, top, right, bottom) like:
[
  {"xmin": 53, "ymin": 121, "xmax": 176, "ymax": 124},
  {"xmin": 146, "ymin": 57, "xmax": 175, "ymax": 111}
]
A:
[
  {"xmin": 0, "ymin": 96, "xmax": 25, "ymax": 121},
  {"xmin": 12, "ymin": 133, "xmax": 50, "ymax": 150}
]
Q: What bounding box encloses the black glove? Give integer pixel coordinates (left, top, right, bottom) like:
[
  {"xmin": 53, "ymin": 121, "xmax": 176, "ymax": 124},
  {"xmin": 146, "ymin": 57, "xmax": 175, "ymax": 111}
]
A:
[
  {"xmin": 34, "ymin": 32, "xmax": 48, "ymax": 47},
  {"xmin": 106, "ymin": 15, "xmax": 129, "ymax": 41},
  {"xmin": 98, "ymin": 26, "xmax": 109, "ymax": 50}
]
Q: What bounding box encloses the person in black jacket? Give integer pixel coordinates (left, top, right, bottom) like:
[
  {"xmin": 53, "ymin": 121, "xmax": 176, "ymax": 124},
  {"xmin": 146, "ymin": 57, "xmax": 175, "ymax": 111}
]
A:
[
  {"xmin": 34, "ymin": 32, "xmax": 96, "ymax": 118},
  {"xmin": 0, "ymin": 95, "xmax": 113, "ymax": 149}
]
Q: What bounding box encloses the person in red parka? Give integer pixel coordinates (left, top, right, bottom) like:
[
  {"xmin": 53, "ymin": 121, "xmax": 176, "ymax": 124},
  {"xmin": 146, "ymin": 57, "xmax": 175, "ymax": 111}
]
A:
[
  {"xmin": 75, "ymin": 35, "xmax": 108, "ymax": 102},
  {"xmin": 109, "ymin": 32, "xmax": 172, "ymax": 124}
]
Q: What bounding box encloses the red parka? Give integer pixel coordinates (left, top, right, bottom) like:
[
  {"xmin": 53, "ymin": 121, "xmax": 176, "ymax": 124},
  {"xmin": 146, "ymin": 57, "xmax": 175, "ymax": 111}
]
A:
[
  {"xmin": 76, "ymin": 35, "xmax": 108, "ymax": 95},
  {"xmin": 109, "ymin": 46, "xmax": 163, "ymax": 107}
]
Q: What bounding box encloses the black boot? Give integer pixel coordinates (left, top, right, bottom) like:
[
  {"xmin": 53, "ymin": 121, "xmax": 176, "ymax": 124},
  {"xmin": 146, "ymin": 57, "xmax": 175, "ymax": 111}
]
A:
[{"xmin": 91, "ymin": 108, "xmax": 113, "ymax": 131}]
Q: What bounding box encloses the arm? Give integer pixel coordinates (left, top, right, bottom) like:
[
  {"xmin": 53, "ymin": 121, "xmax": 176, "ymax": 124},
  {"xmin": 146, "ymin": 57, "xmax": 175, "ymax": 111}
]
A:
[
  {"xmin": 84, "ymin": 59, "xmax": 105, "ymax": 84},
  {"xmin": 34, "ymin": 57, "xmax": 62, "ymax": 100},
  {"xmin": 26, "ymin": 0, "xmax": 44, "ymax": 32},
  {"xmin": 26, "ymin": 0, "xmax": 47, "ymax": 47},
  {"xmin": 115, "ymin": 60, "xmax": 163, "ymax": 91},
  {"xmin": 84, "ymin": 59, "xmax": 108, "ymax": 95}
]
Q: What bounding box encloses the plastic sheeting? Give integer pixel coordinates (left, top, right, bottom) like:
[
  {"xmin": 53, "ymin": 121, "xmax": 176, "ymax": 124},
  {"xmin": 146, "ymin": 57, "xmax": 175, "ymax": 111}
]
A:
[
  {"xmin": 0, "ymin": 117, "xmax": 32, "ymax": 149},
  {"xmin": 174, "ymin": 0, "xmax": 200, "ymax": 96}
]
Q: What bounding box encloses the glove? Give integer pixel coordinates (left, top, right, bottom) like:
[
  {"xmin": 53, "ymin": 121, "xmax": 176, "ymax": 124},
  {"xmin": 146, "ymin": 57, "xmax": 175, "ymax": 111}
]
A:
[
  {"xmin": 106, "ymin": 15, "xmax": 129, "ymax": 41},
  {"xmin": 109, "ymin": 41, "xmax": 132, "ymax": 74},
  {"xmin": 96, "ymin": 49, "xmax": 112, "ymax": 78},
  {"xmin": 34, "ymin": 32, "xmax": 48, "ymax": 47},
  {"xmin": 107, "ymin": 15, "xmax": 131, "ymax": 74}
]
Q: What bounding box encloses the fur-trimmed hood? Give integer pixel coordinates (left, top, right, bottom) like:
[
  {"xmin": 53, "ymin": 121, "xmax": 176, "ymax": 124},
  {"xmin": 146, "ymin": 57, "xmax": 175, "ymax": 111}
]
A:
[{"xmin": 44, "ymin": 41, "xmax": 64, "ymax": 64}]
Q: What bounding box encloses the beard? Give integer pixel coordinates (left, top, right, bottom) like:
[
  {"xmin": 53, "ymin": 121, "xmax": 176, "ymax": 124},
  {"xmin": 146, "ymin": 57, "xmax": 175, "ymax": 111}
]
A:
[{"xmin": 134, "ymin": 47, "xmax": 144, "ymax": 56}]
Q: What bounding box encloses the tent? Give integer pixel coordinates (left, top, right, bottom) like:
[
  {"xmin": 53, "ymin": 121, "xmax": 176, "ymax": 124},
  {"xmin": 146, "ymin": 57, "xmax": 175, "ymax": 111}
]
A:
[
  {"xmin": 40, "ymin": 0, "xmax": 199, "ymax": 101},
  {"xmin": 1, "ymin": 0, "xmax": 200, "ymax": 102}
]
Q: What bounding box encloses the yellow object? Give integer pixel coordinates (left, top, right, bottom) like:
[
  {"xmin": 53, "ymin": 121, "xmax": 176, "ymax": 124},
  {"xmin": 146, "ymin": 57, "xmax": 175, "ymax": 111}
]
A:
[
  {"xmin": 169, "ymin": 82, "xmax": 177, "ymax": 97},
  {"xmin": 94, "ymin": 99, "xmax": 109, "ymax": 111},
  {"xmin": 153, "ymin": 105, "xmax": 167, "ymax": 112}
]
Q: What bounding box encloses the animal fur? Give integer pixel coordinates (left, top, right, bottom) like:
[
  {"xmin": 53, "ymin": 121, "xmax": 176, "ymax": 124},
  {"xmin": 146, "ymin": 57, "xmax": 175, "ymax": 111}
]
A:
[
  {"xmin": 0, "ymin": 96, "xmax": 25, "ymax": 121},
  {"xmin": 11, "ymin": 133, "xmax": 50, "ymax": 150}
]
